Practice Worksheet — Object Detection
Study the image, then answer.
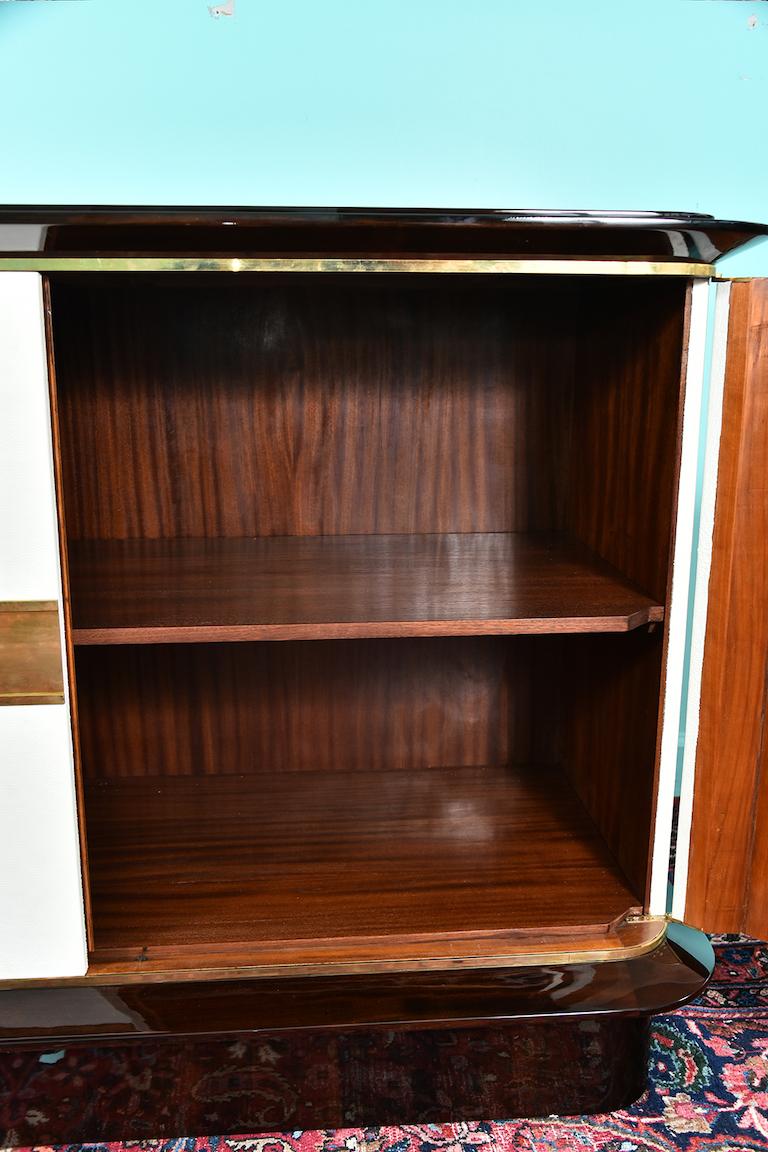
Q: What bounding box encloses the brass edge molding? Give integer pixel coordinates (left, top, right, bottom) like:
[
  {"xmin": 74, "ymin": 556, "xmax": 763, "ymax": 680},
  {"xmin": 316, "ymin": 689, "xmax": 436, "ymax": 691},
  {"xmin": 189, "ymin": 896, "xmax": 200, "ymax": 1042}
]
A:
[
  {"xmin": 0, "ymin": 599, "xmax": 58, "ymax": 612},
  {"xmin": 0, "ymin": 257, "xmax": 715, "ymax": 277},
  {"xmin": 0, "ymin": 692, "xmax": 64, "ymax": 702},
  {"xmin": 0, "ymin": 600, "xmax": 64, "ymax": 706},
  {"xmin": 0, "ymin": 919, "xmax": 668, "ymax": 989}
]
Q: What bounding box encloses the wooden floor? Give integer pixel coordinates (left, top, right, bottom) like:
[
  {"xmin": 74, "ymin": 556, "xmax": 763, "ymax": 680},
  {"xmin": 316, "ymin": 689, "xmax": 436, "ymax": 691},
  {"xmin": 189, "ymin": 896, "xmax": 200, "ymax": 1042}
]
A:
[
  {"xmin": 85, "ymin": 764, "xmax": 640, "ymax": 970},
  {"xmin": 69, "ymin": 533, "xmax": 664, "ymax": 645}
]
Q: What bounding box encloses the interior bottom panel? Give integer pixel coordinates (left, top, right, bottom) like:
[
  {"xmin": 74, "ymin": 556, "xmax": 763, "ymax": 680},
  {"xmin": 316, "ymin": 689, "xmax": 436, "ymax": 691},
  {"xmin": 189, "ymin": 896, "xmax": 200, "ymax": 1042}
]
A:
[{"xmin": 84, "ymin": 763, "xmax": 640, "ymax": 969}]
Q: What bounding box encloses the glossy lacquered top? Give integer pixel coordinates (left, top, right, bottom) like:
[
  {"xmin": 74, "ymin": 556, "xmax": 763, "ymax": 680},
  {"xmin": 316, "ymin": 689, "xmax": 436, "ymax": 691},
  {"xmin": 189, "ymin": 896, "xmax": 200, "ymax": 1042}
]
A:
[{"xmin": 0, "ymin": 207, "xmax": 765, "ymax": 261}]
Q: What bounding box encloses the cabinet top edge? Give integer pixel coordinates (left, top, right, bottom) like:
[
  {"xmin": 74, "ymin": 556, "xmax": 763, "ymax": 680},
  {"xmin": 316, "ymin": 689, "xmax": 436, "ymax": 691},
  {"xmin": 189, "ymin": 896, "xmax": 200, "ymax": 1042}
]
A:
[
  {"xmin": 0, "ymin": 207, "xmax": 764, "ymax": 262},
  {"xmin": 0, "ymin": 205, "xmax": 763, "ymax": 225}
]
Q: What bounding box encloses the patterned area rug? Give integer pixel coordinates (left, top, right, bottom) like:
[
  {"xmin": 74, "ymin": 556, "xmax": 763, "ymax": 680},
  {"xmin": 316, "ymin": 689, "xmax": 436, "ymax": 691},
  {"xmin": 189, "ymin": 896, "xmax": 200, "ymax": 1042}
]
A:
[{"xmin": 2, "ymin": 935, "xmax": 767, "ymax": 1151}]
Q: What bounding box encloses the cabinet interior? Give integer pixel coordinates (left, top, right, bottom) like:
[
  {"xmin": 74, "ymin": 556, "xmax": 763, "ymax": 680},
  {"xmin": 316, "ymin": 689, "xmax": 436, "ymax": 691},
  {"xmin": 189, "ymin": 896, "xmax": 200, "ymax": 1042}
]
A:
[{"xmin": 47, "ymin": 272, "xmax": 687, "ymax": 974}]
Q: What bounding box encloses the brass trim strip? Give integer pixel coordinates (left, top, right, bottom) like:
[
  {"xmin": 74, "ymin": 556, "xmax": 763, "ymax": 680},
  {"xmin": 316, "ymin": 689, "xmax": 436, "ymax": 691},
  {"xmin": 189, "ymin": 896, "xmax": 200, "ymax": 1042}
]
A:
[
  {"xmin": 0, "ymin": 599, "xmax": 59, "ymax": 612},
  {"xmin": 0, "ymin": 692, "xmax": 64, "ymax": 702},
  {"xmin": 0, "ymin": 257, "xmax": 714, "ymax": 277},
  {"xmin": 0, "ymin": 919, "xmax": 669, "ymax": 989}
]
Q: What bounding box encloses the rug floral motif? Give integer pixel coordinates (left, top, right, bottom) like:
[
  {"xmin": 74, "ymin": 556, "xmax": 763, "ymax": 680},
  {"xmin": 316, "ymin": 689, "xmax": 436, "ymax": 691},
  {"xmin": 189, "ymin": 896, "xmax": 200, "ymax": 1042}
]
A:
[{"xmin": 2, "ymin": 935, "xmax": 767, "ymax": 1151}]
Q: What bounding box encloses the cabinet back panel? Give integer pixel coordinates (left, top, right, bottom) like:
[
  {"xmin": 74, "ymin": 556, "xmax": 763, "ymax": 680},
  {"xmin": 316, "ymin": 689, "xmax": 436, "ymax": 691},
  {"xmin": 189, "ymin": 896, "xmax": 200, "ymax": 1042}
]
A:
[
  {"xmin": 51, "ymin": 277, "xmax": 574, "ymax": 540},
  {"xmin": 74, "ymin": 637, "xmax": 535, "ymax": 780}
]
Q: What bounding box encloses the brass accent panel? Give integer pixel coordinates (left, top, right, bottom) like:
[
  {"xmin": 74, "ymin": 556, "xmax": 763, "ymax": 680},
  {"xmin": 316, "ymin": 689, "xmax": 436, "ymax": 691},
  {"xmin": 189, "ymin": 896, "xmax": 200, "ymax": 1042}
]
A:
[
  {"xmin": 0, "ymin": 601, "xmax": 64, "ymax": 705},
  {"xmin": 0, "ymin": 257, "xmax": 714, "ymax": 277}
]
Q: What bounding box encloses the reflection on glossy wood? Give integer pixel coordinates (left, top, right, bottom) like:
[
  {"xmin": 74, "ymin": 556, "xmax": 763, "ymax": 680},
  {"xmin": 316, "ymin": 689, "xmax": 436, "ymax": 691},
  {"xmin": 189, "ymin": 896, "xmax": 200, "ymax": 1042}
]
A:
[
  {"xmin": 83, "ymin": 764, "xmax": 640, "ymax": 967},
  {"xmin": 0, "ymin": 925, "xmax": 714, "ymax": 1041},
  {"xmin": 1, "ymin": 204, "xmax": 765, "ymax": 259},
  {"xmin": 6, "ymin": 925, "xmax": 710, "ymax": 1140},
  {"xmin": 0, "ymin": 1017, "xmax": 651, "ymax": 1143},
  {"xmin": 0, "ymin": 602, "xmax": 63, "ymax": 705},
  {"xmin": 687, "ymin": 281, "xmax": 768, "ymax": 934},
  {"xmin": 69, "ymin": 533, "xmax": 664, "ymax": 644}
]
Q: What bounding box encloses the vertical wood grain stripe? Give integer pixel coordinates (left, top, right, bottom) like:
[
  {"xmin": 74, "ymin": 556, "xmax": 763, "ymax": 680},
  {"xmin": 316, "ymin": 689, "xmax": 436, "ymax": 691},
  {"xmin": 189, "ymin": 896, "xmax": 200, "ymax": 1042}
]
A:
[{"xmin": 686, "ymin": 280, "xmax": 768, "ymax": 933}]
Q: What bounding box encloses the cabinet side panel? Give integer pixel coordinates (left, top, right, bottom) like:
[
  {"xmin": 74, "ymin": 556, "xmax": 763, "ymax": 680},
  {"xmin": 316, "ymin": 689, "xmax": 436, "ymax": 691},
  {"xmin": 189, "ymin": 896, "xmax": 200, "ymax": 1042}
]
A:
[
  {"xmin": 565, "ymin": 279, "xmax": 687, "ymax": 602},
  {"xmin": 686, "ymin": 280, "xmax": 768, "ymax": 933},
  {"xmin": 555, "ymin": 631, "xmax": 663, "ymax": 900},
  {"xmin": 554, "ymin": 280, "xmax": 688, "ymax": 902}
]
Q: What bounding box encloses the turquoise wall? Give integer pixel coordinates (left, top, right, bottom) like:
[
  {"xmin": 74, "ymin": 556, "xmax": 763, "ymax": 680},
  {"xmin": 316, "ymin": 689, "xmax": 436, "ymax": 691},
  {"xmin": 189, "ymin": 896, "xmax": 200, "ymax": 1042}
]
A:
[{"xmin": 1, "ymin": 0, "xmax": 766, "ymax": 270}]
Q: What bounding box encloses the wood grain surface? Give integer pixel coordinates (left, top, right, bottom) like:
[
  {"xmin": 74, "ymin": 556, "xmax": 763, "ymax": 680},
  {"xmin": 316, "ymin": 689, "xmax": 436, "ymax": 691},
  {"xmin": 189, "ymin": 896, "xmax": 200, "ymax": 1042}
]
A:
[
  {"xmin": 0, "ymin": 602, "xmax": 63, "ymax": 705},
  {"xmin": 564, "ymin": 280, "xmax": 686, "ymax": 603},
  {"xmin": 51, "ymin": 277, "xmax": 573, "ymax": 540},
  {"xmin": 553, "ymin": 630, "xmax": 664, "ymax": 899},
  {"xmin": 686, "ymin": 280, "xmax": 768, "ymax": 934},
  {"xmin": 84, "ymin": 764, "xmax": 640, "ymax": 967},
  {"xmin": 68, "ymin": 533, "xmax": 664, "ymax": 644},
  {"xmin": 82, "ymin": 916, "xmax": 659, "ymax": 980},
  {"xmin": 51, "ymin": 277, "xmax": 682, "ymax": 563},
  {"xmin": 46, "ymin": 269, "xmax": 690, "ymax": 977},
  {"xmin": 74, "ymin": 637, "xmax": 531, "ymax": 779}
]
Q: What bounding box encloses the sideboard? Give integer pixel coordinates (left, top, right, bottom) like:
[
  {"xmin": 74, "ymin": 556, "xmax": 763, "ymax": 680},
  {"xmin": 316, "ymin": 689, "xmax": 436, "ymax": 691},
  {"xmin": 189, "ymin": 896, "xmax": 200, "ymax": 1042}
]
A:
[{"xmin": 1, "ymin": 208, "xmax": 766, "ymax": 1143}]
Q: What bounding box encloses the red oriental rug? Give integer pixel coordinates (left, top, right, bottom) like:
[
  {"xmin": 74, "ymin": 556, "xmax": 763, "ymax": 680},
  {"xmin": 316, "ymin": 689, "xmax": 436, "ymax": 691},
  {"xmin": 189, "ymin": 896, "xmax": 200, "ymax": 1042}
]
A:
[{"xmin": 2, "ymin": 934, "xmax": 767, "ymax": 1151}]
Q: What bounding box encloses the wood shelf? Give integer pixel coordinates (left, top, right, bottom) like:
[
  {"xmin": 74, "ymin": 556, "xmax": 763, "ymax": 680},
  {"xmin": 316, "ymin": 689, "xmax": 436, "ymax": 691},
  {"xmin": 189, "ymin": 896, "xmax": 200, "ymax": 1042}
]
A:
[
  {"xmin": 85, "ymin": 763, "xmax": 640, "ymax": 973},
  {"xmin": 69, "ymin": 533, "xmax": 664, "ymax": 645}
]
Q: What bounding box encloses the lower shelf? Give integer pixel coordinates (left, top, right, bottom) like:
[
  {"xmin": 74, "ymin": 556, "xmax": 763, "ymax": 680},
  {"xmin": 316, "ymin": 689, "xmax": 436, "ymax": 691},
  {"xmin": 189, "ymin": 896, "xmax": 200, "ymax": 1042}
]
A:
[{"xmin": 84, "ymin": 763, "xmax": 641, "ymax": 974}]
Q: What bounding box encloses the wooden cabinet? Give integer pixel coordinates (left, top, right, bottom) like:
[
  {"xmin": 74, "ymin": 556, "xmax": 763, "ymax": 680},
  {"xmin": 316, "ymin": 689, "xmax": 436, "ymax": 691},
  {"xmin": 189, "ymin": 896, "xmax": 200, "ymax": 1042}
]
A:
[{"xmin": 0, "ymin": 209, "xmax": 766, "ymax": 1141}]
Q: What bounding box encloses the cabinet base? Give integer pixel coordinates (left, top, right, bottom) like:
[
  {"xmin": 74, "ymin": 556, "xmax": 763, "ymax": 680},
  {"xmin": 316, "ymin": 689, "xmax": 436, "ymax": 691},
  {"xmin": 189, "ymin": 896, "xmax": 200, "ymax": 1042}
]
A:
[{"xmin": 0, "ymin": 924, "xmax": 713, "ymax": 1144}]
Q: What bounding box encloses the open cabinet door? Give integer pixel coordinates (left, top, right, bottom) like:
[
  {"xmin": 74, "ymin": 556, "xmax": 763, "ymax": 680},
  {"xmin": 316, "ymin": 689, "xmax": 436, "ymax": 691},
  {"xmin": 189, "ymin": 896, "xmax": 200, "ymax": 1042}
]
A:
[{"xmin": 685, "ymin": 278, "xmax": 768, "ymax": 935}]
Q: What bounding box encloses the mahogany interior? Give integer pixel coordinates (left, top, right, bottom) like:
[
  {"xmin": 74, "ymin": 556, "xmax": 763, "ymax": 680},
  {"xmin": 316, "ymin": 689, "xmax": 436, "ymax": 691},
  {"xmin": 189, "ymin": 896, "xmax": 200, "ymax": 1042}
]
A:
[{"xmin": 48, "ymin": 272, "xmax": 686, "ymax": 970}]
